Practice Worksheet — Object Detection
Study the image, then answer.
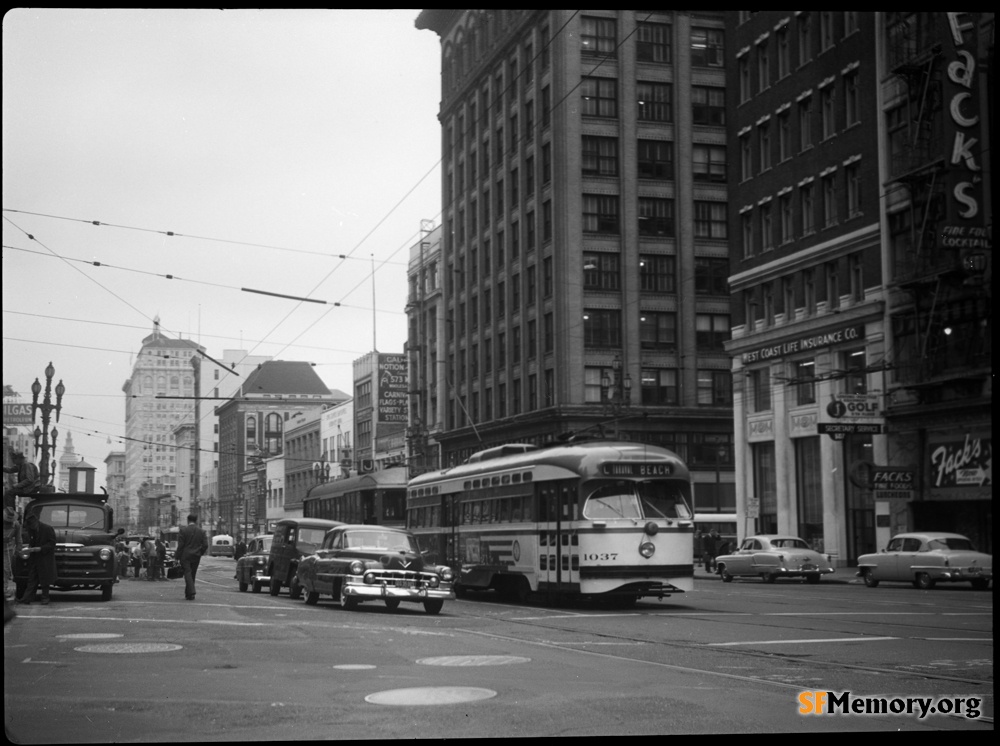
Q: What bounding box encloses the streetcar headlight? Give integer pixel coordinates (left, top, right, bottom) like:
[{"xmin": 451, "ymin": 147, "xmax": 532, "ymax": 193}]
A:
[
  {"xmin": 349, "ymin": 560, "xmax": 365, "ymax": 575},
  {"xmin": 639, "ymin": 541, "xmax": 655, "ymax": 558}
]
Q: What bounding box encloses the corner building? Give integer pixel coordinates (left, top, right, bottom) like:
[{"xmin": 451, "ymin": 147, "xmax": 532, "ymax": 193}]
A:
[
  {"xmin": 415, "ymin": 10, "xmax": 735, "ymax": 513},
  {"xmin": 725, "ymin": 12, "xmax": 886, "ymax": 564}
]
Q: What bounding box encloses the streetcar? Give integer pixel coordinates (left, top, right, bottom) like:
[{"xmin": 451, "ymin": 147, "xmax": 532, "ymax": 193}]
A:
[
  {"xmin": 407, "ymin": 440, "xmax": 695, "ymax": 605},
  {"xmin": 302, "ymin": 467, "xmax": 407, "ymax": 527}
]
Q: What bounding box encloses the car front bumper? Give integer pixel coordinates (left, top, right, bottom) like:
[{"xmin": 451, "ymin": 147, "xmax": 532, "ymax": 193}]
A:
[{"xmin": 342, "ymin": 579, "xmax": 455, "ymax": 602}]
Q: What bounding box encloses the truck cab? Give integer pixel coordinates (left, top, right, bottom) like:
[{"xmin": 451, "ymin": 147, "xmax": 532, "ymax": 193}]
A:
[{"xmin": 15, "ymin": 492, "xmax": 118, "ymax": 601}]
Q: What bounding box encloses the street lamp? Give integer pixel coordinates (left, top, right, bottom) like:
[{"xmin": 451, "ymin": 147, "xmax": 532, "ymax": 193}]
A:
[
  {"xmin": 30, "ymin": 361, "xmax": 65, "ymax": 490},
  {"xmin": 600, "ymin": 354, "xmax": 632, "ymax": 438}
]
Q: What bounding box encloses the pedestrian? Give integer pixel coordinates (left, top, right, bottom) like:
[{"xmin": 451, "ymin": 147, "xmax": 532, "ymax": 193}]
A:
[
  {"xmin": 693, "ymin": 530, "xmax": 704, "ymax": 567},
  {"xmin": 154, "ymin": 538, "xmax": 167, "ymax": 581},
  {"xmin": 18, "ymin": 510, "xmax": 56, "ymax": 605},
  {"xmin": 3, "ymin": 507, "xmax": 23, "ymax": 601},
  {"xmin": 234, "ymin": 537, "xmax": 247, "ymax": 562},
  {"xmin": 143, "ymin": 538, "xmax": 156, "ymax": 580},
  {"xmin": 130, "ymin": 542, "xmax": 143, "ymax": 579},
  {"xmin": 702, "ymin": 529, "xmax": 719, "ymax": 573},
  {"xmin": 116, "ymin": 542, "xmax": 130, "ymax": 579},
  {"xmin": 3, "ymin": 450, "xmax": 40, "ymax": 512},
  {"xmin": 175, "ymin": 513, "xmax": 208, "ymax": 601}
]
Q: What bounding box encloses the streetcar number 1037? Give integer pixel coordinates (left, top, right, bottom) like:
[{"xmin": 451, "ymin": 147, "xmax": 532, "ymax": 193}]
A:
[{"xmin": 582, "ymin": 553, "xmax": 618, "ymax": 561}]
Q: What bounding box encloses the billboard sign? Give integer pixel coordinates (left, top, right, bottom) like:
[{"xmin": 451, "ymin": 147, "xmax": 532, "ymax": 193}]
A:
[
  {"xmin": 377, "ymin": 354, "xmax": 408, "ymax": 424},
  {"xmin": 3, "ymin": 401, "xmax": 33, "ymax": 426}
]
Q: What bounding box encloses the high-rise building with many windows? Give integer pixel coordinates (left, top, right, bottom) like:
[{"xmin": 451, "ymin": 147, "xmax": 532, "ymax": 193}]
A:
[{"xmin": 414, "ymin": 10, "xmax": 735, "ymax": 512}]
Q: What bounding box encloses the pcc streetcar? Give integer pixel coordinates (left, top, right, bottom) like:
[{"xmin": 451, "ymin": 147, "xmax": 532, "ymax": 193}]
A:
[
  {"xmin": 302, "ymin": 467, "xmax": 407, "ymax": 527},
  {"xmin": 407, "ymin": 440, "xmax": 694, "ymax": 605}
]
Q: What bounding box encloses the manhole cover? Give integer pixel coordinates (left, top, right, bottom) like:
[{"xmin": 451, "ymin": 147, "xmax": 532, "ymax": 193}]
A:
[
  {"xmin": 57, "ymin": 633, "xmax": 124, "ymax": 640},
  {"xmin": 417, "ymin": 655, "xmax": 530, "ymax": 666},
  {"xmin": 75, "ymin": 643, "xmax": 183, "ymax": 654},
  {"xmin": 366, "ymin": 687, "xmax": 497, "ymax": 706}
]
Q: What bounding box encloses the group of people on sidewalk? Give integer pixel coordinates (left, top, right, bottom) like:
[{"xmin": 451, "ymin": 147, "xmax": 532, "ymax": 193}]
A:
[{"xmin": 115, "ymin": 537, "xmax": 169, "ymax": 581}]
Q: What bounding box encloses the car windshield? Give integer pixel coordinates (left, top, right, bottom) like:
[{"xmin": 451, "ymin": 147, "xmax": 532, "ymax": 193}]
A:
[
  {"xmin": 37, "ymin": 504, "xmax": 105, "ymax": 529},
  {"xmin": 770, "ymin": 538, "xmax": 810, "ymax": 549},
  {"xmin": 343, "ymin": 530, "xmax": 417, "ymax": 552},
  {"xmin": 926, "ymin": 537, "xmax": 975, "ymax": 551},
  {"xmin": 582, "ymin": 480, "xmax": 692, "ymax": 520},
  {"xmin": 297, "ymin": 528, "xmax": 328, "ymax": 554}
]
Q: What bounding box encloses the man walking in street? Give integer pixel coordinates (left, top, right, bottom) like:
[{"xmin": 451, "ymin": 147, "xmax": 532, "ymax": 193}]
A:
[
  {"xmin": 3, "ymin": 451, "xmax": 39, "ymax": 512},
  {"xmin": 175, "ymin": 514, "xmax": 207, "ymax": 600},
  {"xmin": 18, "ymin": 510, "xmax": 56, "ymax": 605}
]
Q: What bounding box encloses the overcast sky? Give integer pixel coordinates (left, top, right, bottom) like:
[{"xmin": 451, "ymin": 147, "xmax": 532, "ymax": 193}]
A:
[{"xmin": 2, "ymin": 8, "xmax": 442, "ymax": 477}]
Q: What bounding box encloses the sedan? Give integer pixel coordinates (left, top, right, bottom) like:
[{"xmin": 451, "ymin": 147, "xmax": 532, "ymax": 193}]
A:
[
  {"xmin": 297, "ymin": 525, "xmax": 455, "ymax": 614},
  {"xmin": 715, "ymin": 534, "xmax": 834, "ymax": 584},
  {"xmin": 235, "ymin": 535, "xmax": 273, "ymax": 593},
  {"xmin": 856, "ymin": 532, "xmax": 991, "ymax": 590}
]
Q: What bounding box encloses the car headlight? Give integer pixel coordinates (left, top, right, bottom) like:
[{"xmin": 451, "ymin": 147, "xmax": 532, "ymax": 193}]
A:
[
  {"xmin": 99, "ymin": 548, "xmax": 113, "ymax": 561},
  {"xmin": 363, "ymin": 571, "xmax": 378, "ymax": 585},
  {"xmin": 639, "ymin": 541, "xmax": 655, "ymax": 558},
  {"xmin": 439, "ymin": 566, "xmax": 455, "ymax": 583},
  {"xmin": 349, "ymin": 560, "xmax": 365, "ymax": 575}
]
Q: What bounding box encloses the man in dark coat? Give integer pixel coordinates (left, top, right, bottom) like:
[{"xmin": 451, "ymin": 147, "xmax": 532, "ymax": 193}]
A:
[
  {"xmin": 19, "ymin": 511, "xmax": 57, "ymax": 605},
  {"xmin": 175, "ymin": 514, "xmax": 208, "ymax": 600},
  {"xmin": 3, "ymin": 451, "xmax": 40, "ymax": 511}
]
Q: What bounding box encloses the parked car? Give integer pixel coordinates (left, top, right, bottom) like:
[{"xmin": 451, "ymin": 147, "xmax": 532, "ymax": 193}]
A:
[
  {"xmin": 267, "ymin": 518, "xmax": 343, "ymax": 598},
  {"xmin": 297, "ymin": 525, "xmax": 455, "ymax": 614},
  {"xmin": 715, "ymin": 534, "xmax": 834, "ymax": 584},
  {"xmin": 210, "ymin": 534, "xmax": 235, "ymax": 557},
  {"xmin": 235, "ymin": 535, "xmax": 273, "ymax": 593},
  {"xmin": 856, "ymin": 532, "xmax": 992, "ymax": 590}
]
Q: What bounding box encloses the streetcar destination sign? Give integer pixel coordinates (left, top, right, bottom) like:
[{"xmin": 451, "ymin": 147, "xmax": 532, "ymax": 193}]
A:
[{"xmin": 602, "ymin": 463, "xmax": 674, "ymax": 477}]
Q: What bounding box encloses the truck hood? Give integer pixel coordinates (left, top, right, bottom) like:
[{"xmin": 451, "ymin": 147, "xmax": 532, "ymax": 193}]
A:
[{"xmin": 55, "ymin": 529, "xmax": 115, "ymax": 547}]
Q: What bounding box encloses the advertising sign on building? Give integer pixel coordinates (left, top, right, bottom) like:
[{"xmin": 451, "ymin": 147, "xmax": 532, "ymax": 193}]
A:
[
  {"xmin": 377, "ymin": 353, "xmax": 408, "ymax": 424},
  {"xmin": 2, "ymin": 401, "xmax": 33, "ymax": 426},
  {"xmin": 871, "ymin": 468, "xmax": 917, "ymax": 500},
  {"xmin": 928, "ymin": 433, "xmax": 991, "ymax": 488}
]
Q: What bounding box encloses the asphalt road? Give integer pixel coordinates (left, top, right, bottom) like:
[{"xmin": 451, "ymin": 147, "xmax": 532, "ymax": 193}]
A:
[{"xmin": 4, "ymin": 557, "xmax": 993, "ymax": 740}]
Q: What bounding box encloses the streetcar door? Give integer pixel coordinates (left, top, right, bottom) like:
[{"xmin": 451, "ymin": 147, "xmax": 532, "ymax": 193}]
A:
[
  {"xmin": 443, "ymin": 494, "xmax": 461, "ymax": 573},
  {"xmin": 539, "ymin": 480, "xmax": 578, "ymax": 593}
]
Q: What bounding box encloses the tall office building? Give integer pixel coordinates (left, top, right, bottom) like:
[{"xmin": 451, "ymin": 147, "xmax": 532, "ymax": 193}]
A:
[{"xmin": 415, "ymin": 10, "xmax": 735, "ymax": 511}]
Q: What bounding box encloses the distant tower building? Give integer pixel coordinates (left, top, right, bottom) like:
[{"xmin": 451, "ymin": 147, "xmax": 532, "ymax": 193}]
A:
[
  {"xmin": 415, "ymin": 10, "xmax": 735, "ymax": 512},
  {"xmin": 57, "ymin": 431, "xmax": 79, "ymax": 492}
]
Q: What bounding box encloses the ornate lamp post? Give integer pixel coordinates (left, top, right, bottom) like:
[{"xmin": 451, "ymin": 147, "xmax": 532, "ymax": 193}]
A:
[
  {"xmin": 30, "ymin": 361, "xmax": 65, "ymax": 490},
  {"xmin": 600, "ymin": 355, "xmax": 632, "ymax": 439}
]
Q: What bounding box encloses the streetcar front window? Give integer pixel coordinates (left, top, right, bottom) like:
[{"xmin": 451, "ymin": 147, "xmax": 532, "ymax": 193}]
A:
[
  {"xmin": 582, "ymin": 482, "xmax": 642, "ymax": 520},
  {"xmin": 636, "ymin": 481, "xmax": 692, "ymax": 521}
]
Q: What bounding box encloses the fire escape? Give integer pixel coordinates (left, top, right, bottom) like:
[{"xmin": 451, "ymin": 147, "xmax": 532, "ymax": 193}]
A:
[{"xmin": 886, "ymin": 14, "xmax": 991, "ymax": 404}]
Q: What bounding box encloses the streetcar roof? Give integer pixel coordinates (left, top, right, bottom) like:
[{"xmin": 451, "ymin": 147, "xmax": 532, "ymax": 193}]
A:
[{"xmin": 408, "ymin": 440, "xmax": 688, "ymax": 496}]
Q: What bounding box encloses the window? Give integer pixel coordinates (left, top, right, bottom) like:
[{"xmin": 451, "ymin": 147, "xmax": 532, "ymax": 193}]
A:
[
  {"xmin": 543, "ymin": 200, "xmax": 552, "ymax": 241},
  {"xmin": 697, "ymin": 370, "xmax": 732, "ymax": 406},
  {"xmin": 638, "ymin": 197, "xmax": 675, "ymax": 237},
  {"xmin": 798, "ymin": 13, "xmax": 812, "ymax": 65},
  {"xmin": 694, "ymin": 202, "xmax": 727, "ymax": 240},
  {"xmin": 639, "ymin": 312, "xmax": 677, "ymax": 350},
  {"xmin": 639, "ymin": 254, "xmax": 676, "ymax": 293},
  {"xmin": 826, "ymin": 260, "xmax": 840, "ymax": 310},
  {"xmin": 844, "ymin": 11, "xmax": 859, "ymax": 36},
  {"xmin": 583, "ymin": 194, "xmax": 620, "ymax": 234},
  {"xmin": 822, "ymin": 172, "xmax": 837, "ymax": 227},
  {"xmin": 803, "ymin": 268, "xmax": 816, "ymax": 314},
  {"xmin": 641, "ymin": 369, "xmax": 678, "ymax": 405},
  {"xmin": 758, "ymin": 121, "xmax": 771, "ymax": 171},
  {"xmin": 691, "ymin": 27, "xmax": 724, "ymax": 66},
  {"xmin": 820, "ymin": 12, "xmax": 835, "ymax": 51},
  {"xmin": 757, "ymin": 40, "xmax": 770, "ymax": 90},
  {"xmin": 821, "ymin": 85, "xmax": 836, "ymax": 139},
  {"xmin": 637, "ymin": 21, "xmax": 671, "ymax": 63},
  {"xmin": 583, "ymin": 252, "xmax": 621, "ymax": 291},
  {"xmin": 776, "ymin": 25, "xmax": 790, "ymax": 78},
  {"xmin": 842, "ymin": 348, "xmax": 867, "ymax": 394},
  {"xmin": 637, "ymin": 82, "xmax": 672, "ymax": 122},
  {"xmin": 739, "ymin": 55, "xmax": 751, "ymax": 102},
  {"xmin": 582, "ymin": 136, "xmax": 618, "ymax": 176},
  {"xmin": 692, "ymin": 144, "xmax": 726, "ymax": 182},
  {"xmin": 846, "ymin": 162, "xmax": 861, "ymax": 217},
  {"xmin": 638, "ymin": 139, "xmax": 674, "ymax": 180},
  {"xmin": 844, "ymin": 70, "xmax": 859, "ymax": 126},
  {"xmin": 800, "ymin": 182, "xmax": 815, "ymax": 235},
  {"xmin": 760, "ymin": 202, "xmax": 774, "ymax": 251},
  {"xmin": 741, "ymin": 211, "xmax": 754, "ymax": 258},
  {"xmin": 798, "ymin": 96, "xmax": 813, "ymax": 150},
  {"xmin": 581, "ymin": 77, "xmax": 617, "ymax": 118},
  {"xmin": 740, "ymin": 133, "xmax": 753, "ymax": 181},
  {"xmin": 780, "ymin": 193, "xmax": 794, "ymax": 243},
  {"xmin": 696, "ymin": 313, "xmax": 729, "ymax": 351},
  {"xmin": 695, "ymin": 257, "xmax": 729, "ymax": 295},
  {"xmin": 581, "ymin": 16, "xmax": 616, "ymax": 57},
  {"xmin": 778, "ymin": 111, "xmax": 791, "ymax": 161},
  {"xmin": 583, "ymin": 309, "xmax": 621, "ymax": 348},
  {"xmin": 749, "ymin": 367, "xmax": 772, "ymax": 412},
  {"xmin": 793, "ymin": 359, "xmax": 816, "ymax": 405},
  {"xmin": 691, "ymin": 86, "xmax": 725, "ymax": 125},
  {"xmin": 849, "ymin": 252, "xmax": 864, "ymax": 303}
]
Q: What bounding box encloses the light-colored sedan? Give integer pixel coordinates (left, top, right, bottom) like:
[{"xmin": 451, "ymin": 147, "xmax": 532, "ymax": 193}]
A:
[
  {"xmin": 856, "ymin": 532, "xmax": 992, "ymax": 590},
  {"xmin": 715, "ymin": 534, "xmax": 834, "ymax": 584}
]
